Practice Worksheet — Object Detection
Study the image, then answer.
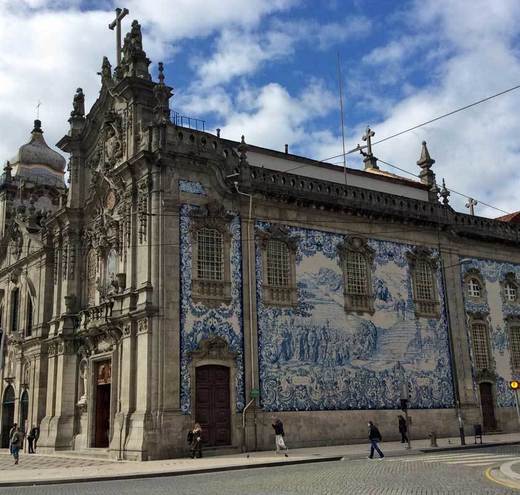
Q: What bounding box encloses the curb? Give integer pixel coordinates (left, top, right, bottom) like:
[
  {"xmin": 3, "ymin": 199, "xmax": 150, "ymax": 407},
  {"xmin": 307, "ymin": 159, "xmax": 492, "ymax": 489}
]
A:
[
  {"xmin": 0, "ymin": 455, "xmax": 344, "ymax": 488},
  {"xmin": 420, "ymin": 440, "xmax": 520, "ymax": 454},
  {"xmin": 485, "ymin": 466, "xmax": 520, "ymax": 491}
]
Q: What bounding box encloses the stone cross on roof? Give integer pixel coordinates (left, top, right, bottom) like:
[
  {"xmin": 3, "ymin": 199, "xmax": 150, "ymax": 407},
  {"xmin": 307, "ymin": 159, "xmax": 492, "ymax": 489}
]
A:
[
  {"xmin": 362, "ymin": 126, "xmax": 375, "ymax": 156},
  {"xmin": 465, "ymin": 197, "xmax": 478, "ymax": 216},
  {"xmin": 108, "ymin": 7, "xmax": 129, "ymax": 67}
]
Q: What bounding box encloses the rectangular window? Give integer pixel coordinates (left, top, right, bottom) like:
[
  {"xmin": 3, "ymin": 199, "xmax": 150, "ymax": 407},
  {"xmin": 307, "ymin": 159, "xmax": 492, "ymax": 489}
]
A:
[
  {"xmin": 472, "ymin": 323, "xmax": 490, "ymax": 370},
  {"xmin": 26, "ymin": 297, "xmax": 33, "ymax": 337},
  {"xmin": 346, "ymin": 252, "xmax": 368, "ymax": 295},
  {"xmin": 415, "ymin": 261, "xmax": 434, "ymax": 301},
  {"xmin": 267, "ymin": 240, "xmax": 290, "ymax": 287},
  {"xmin": 10, "ymin": 288, "xmax": 19, "ymax": 333},
  {"xmin": 511, "ymin": 326, "xmax": 520, "ymax": 370},
  {"xmin": 197, "ymin": 228, "xmax": 223, "ymax": 281}
]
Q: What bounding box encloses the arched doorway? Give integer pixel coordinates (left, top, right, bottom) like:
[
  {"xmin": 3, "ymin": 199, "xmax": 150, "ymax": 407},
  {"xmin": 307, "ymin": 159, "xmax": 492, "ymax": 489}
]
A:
[
  {"xmin": 195, "ymin": 365, "xmax": 231, "ymax": 447},
  {"xmin": 479, "ymin": 382, "xmax": 497, "ymax": 430},
  {"xmin": 93, "ymin": 361, "xmax": 111, "ymax": 448},
  {"xmin": 19, "ymin": 389, "xmax": 29, "ymax": 435},
  {"xmin": 1, "ymin": 385, "xmax": 15, "ymax": 448}
]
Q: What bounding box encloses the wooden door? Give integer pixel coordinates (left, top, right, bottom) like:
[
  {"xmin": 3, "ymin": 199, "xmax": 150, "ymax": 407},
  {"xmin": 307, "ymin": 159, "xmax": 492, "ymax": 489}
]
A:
[
  {"xmin": 196, "ymin": 366, "xmax": 231, "ymax": 446},
  {"xmin": 1, "ymin": 386, "xmax": 15, "ymax": 448},
  {"xmin": 94, "ymin": 361, "xmax": 111, "ymax": 448},
  {"xmin": 480, "ymin": 382, "xmax": 497, "ymax": 430}
]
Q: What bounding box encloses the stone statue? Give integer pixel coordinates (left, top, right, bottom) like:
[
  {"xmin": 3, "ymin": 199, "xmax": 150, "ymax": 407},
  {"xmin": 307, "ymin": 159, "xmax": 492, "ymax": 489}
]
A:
[
  {"xmin": 71, "ymin": 88, "xmax": 85, "ymax": 118},
  {"xmin": 77, "ymin": 359, "xmax": 88, "ymax": 406},
  {"xmin": 97, "ymin": 57, "xmax": 112, "ymax": 85}
]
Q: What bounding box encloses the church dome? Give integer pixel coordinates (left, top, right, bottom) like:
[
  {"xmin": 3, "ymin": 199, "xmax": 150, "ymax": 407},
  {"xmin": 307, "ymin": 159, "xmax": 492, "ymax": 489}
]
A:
[{"xmin": 10, "ymin": 120, "xmax": 66, "ymax": 173}]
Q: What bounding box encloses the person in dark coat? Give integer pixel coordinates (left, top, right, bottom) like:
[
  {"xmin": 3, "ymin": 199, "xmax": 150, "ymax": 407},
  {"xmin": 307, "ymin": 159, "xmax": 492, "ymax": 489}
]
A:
[
  {"xmin": 271, "ymin": 416, "xmax": 288, "ymax": 456},
  {"xmin": 368, "ymin": 421, "xmax": 384, "ymax": 459},
  {"xmin": 189, "ymin": 423, "xmax": 202, "ymax": 459},
  {"xmin": 398, "ymin": 415, "xmax": 408, "ymax": 444},
  {"xmin": 8, "ymin": 423, "xmax": 17, "ymax": 455},
  {"xmin": 27, "ymin": 426, "xmax": 39, "ymax": 454}
]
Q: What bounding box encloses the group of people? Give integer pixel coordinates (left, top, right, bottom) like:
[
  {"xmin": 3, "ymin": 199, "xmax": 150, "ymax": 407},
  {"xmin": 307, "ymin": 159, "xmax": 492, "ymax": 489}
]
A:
[
  {"xmin": 7, "ymin": 423, "xmax": 40, "ymax": 465},
  {"xmin": 186, "ymin": 415, "xmax": 407, "ymax": 460}
]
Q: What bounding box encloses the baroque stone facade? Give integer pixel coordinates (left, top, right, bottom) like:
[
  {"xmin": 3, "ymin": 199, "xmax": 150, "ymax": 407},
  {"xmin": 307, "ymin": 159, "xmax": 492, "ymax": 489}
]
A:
[{"xmin": 1, "ymin": 17, "xmax": 520, "ymax": 460}]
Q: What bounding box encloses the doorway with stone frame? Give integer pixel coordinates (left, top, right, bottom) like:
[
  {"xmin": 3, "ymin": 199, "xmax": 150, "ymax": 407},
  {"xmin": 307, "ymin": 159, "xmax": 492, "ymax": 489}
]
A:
[
  {"xmin": 93, "ymin": 360, "xmax": 112, "ymax": 448},
  {"xmin": 190, "ymin": 337, "xmax": 237, "ymax": 449},
  {"xmin": 479, "ymin": 381, "xmax": 497, "ymax": 431}
]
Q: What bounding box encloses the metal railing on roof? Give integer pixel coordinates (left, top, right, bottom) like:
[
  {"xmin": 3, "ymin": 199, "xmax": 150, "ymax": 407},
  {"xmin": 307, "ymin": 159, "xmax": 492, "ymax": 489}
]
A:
[{"xmin": 172, "ymin": 111, "xmax": 206, "ymax": 131}]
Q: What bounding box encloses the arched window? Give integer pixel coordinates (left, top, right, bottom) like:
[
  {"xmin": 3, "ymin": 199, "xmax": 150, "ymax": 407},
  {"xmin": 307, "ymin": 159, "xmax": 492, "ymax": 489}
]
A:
[
  {"xmin": 502, "ymin": 274, "xmax": 519, "ymax": 304},
  {"xmin": 25, "ymin": 296, "xmax": 33, "ymax": 337},
  {"xmin": 197, "ymin": 228, "xmax": 224, "ymax": 281},
  {"xmin": 87, "ymin": 249, "xmax": 97, "ymax": 306},
  {"xmin": 468, "ymin": 278, "xmax": 482, "ymax": 298},
  {"xmin": 10, "ymin": 288, "xmax": 19, "ymax": 333},
  {"xmin": 346, "ymin": 251, "xmax": 370, "ymax": 296},
  {"xmin": 471, "ymin": 322, "xmax": 491, "ymax": 370},
  {"xmin": 267, "ymin": 240, "xmax": 290, "ymax": 287}
]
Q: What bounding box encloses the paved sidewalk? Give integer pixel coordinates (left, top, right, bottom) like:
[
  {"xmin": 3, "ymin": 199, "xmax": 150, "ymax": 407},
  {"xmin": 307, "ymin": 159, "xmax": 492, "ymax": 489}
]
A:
[{"xmin": 0, "ymin": 432, "xmax": 519, "ymax": 487}]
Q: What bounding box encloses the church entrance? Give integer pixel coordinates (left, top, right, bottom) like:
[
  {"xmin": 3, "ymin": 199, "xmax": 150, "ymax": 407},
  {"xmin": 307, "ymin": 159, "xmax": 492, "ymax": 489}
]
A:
[
  {"xmin": 19, "ymin": 389, "xmax": 29, "ymax": 435},
  {"xmin": 480, "ymin": 382, "xmax": 497, "ymax": 430},
  {"xmin": 93, "ymin": 361, "xmax": 111, "ymax": 448},
  {"xmin": 1, "ymin": 385, "xmax": 15, "ymax": 448},
  {"xmin": 195, "ymin": 365, "xmax": 231, "ymax": 447}
]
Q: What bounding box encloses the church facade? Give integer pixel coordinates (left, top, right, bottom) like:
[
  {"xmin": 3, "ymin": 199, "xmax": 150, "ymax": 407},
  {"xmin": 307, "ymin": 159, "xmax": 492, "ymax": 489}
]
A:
[{"xmin": 1, "ymin": 18, "xmax": 520, "ymax": 460}]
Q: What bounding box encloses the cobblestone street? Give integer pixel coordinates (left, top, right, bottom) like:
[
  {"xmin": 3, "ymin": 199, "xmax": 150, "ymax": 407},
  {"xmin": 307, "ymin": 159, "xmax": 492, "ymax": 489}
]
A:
[{"xmin": 0, "ymin": 446, "xmax": 518, "ymax": 494}]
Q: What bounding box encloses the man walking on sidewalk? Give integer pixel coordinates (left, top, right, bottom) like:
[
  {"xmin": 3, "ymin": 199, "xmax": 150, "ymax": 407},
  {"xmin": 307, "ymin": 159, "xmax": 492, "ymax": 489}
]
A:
[
  {"xmin": 10, "ymin": 425, "xmax": 23, "ymax": 465},
  {"xmin": 368, "ymin": 421, "xmax": 384, "ymax": 459},
  {"xmin": 272, "ymin": 416, "xmax": 288, "ymax": 457},
  {"xmin": 398, "ymin": 415, "xmax": 409, "ymax": 445}
]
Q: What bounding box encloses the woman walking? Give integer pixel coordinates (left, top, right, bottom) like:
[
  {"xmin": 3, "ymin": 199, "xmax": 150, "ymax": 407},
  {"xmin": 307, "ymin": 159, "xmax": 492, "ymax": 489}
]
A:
[
  {"xmin": 189, "ymin": 423, "xmax": 203, "ymax": 459},
  {"xmin": 398, "ymin": 415, "xmax": 409, "ymax": 445}
]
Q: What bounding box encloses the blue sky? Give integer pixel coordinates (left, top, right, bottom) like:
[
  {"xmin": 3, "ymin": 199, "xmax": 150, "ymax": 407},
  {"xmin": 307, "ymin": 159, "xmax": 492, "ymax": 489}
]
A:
[{"xmin": 1, "ymin": 0, "xmax": 520, "ymax": 216}]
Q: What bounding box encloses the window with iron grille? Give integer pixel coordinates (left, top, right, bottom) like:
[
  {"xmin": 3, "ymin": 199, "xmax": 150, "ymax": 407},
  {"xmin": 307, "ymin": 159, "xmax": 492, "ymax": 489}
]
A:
[
  {"xmin": 471, "ymin": 323, "xmax": 491, "ymax": 370},
  {"xmin": 511, "ymin": 326, "xmax": 520, "ymax": 370},
  {"xmin": 346, "ymin": 252, "xmax": 368, "ymax": 295},
  {"xmin": 267, "ymin": 240, "xmax": 290, "ymax": 287},
  {"xmin": 197, "ymin": 228, "xmax": 223, "ymax": 281},
  {"xmin": 415, "ymin": 261, "xmax": 435, "ymax": 301},
  {"xmin": 468, "ymin": 278, "xmax": 482, "ymax": 298},
  {"xmin": 505, "ymin": 283, "xmax": 517, "ymax": 302}
]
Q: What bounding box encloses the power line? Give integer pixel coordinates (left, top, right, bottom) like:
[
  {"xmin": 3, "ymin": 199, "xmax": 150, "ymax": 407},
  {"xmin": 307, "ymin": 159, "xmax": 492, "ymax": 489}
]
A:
[
  {"xmin": 283, "ymin": 82, "xmax": 520, "ymax": 175},
  {"xmin": 320, "ymin": 82, "xmax": 520, "ymax": 163},
  {"xmin": 374, "ymin": 157, "xmax": 511, "ymax": 215}
]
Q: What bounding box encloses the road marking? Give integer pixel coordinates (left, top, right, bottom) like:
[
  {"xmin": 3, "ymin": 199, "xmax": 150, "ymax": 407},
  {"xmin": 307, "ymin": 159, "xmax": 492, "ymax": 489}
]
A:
[{"xmin": 485, "ymin": 466, "xmax": 520, "ymax": 490}]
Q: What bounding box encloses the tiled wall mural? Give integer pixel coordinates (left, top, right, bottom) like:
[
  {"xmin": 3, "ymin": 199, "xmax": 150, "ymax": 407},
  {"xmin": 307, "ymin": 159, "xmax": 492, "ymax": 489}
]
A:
[
  {"xmin": 179, "ymin": 179, "xmax": 207, "ymax": 195},
  {"xmin": 256, "ymin": 222, "xmax": 455, "ymax": 412},
  {"xmin": 179, "ymin": 204, "xmax": 245, "ymax": 413},
  {"xmin": 461, "ymin": 258, "xmax": 520, "ymax": 408}
]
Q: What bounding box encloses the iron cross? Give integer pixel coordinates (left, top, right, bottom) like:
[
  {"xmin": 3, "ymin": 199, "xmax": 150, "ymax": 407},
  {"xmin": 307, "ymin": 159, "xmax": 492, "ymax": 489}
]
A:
[
  {"xmin": 108, "ymin": 7, "xmax": 129, "ymax": 67},
  {"xmin": 362, "ymin": 126, "xmax": 375, "ymax": 156},
  {"xmin": 36, "ymin": 100, "xmax": 42, "ymax": 120},
  {"xmin": 465, "ymin": 197, "xmax": 478, "ymax": 216}
]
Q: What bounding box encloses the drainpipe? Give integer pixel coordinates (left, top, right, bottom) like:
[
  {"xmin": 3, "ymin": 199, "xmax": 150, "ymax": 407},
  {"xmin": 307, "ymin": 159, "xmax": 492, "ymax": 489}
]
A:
[
  {"xmin": 234, "ymin": 182, "xmax": 257, "ymax": 450},
  {"xmin": 439, "ymin": 245, "xmax": 466, "ymax": 445}
]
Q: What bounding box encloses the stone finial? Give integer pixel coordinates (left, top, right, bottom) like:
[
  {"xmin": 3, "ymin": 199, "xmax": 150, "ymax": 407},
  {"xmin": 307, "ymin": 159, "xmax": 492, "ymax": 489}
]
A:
[
  {"xmin": 153, "ymin": 62, "xmax": 172, "ymax": 124},
  {"xmin": 238, "ymin": 135, "xmax": 248, "ymax": 162},
  {"xmin": 216, "ymin": 128, "xmax": 221, "ymax": 138},
  {"xmin": 97, "ymin": 56, "xmax": 112, "ymax": 86},
  {"xmin": 32, "ymin": 119, "xmax": 43, "ymax": 134},
  {"xmin": 440, "ymin": 179, "xmax": 450, "ymax": 206},
  {"xmin": 70, "ymin": 88, "xmax": 85, "ymax": 118},
  {"xmin": 465, "ymin": 197, "xmax": 478, "ymax": 216},
  {"xmin": 417, "ymin": 141, "xmax": 436, "ymax": 187}
]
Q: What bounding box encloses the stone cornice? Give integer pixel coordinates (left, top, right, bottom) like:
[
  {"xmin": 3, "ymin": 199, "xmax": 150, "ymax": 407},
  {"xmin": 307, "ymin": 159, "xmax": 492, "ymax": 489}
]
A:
[{"xmin": 243, "ymin": 166, "xmax": 520, "ymax": 246}]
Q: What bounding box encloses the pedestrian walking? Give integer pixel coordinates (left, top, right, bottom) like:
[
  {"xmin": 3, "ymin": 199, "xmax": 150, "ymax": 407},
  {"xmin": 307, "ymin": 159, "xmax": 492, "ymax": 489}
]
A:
[
  {"xmin": 271, "ymin": 416, "xmax": 288, "ymax": 457},
  {"xmin": 8, "ymin": 423, "xmax": 17, "ymax": 455},
  {"xmin": 188, "ymin": 423, "xmax": 202, "ymax": 459},
  {"xmin": 27, "ymin": 425, "xmax": 39, "ymax": 454},
  {"xmin": 367, "ymin": 421, "xmax": 384, "ymax": 459},
  {"xmin": 398, "ymin": 415, "xmax": 409, "ymax": 445},
  {"xmin": 10, "ymin": 425, "xmax": 23, "ymax": 465}
]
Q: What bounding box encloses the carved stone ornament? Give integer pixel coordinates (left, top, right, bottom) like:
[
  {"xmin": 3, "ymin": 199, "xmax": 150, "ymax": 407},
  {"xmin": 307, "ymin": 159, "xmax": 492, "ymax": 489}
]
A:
[
  {"xmin": 189, "ymin": 336, "xmax": 236, "ymax": 361},
  {"xmin": 475, "ymin": 368, "xmax": 497, "ymax": 383},
  {"xmin": 137, "ymin": 319, "xmax": 149, "ymax": 335}
]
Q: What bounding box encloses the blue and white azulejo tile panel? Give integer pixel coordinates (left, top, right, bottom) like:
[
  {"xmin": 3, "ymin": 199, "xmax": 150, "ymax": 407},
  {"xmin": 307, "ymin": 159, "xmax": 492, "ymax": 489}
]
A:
[
  {"xmin": 461, "ymin": 258, "xmax": 520, "ymax": 407},
  {"xmin": 179, "ymin": 179, "xmax": 207, "ymax": 196},
  {"xmin": 179, "ymin": 204, "xmax": 245, "ymax": 414},
  {"xmin": 256, "ymin": 222, "xmax": 454, "ymax": 412}
]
